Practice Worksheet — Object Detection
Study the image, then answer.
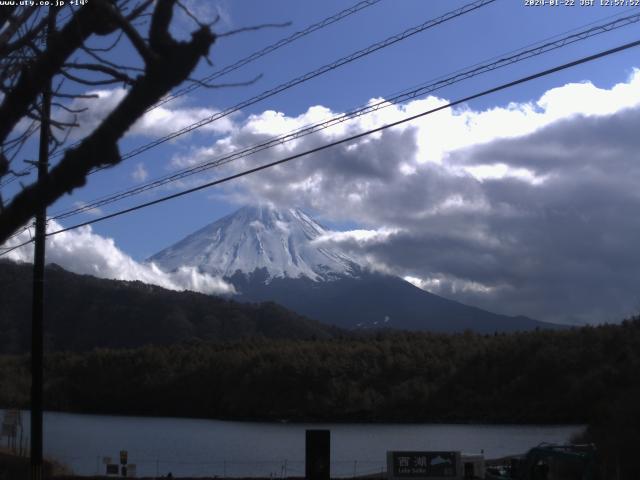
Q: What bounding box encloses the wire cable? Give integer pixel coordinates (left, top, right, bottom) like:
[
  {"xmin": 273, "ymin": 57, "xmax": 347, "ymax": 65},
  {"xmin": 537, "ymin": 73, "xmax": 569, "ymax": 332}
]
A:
[
  {"xmin": 46, "ymin": 0, "xmax": 506, "ymax": 218},
  {"xmin": 0, "ymin": 238, "xmax": 32, "ymax": 256},
  {"xmin": 6, "ymin": 3, "xmax": 638, "ymax": 197},
  {"xmin": 89, "ymin": 0, "xmax": 497, "ymax": 171},
  {"xmin": 149, "ymin": 0, "xmax": 385, "ymax": 112},
  {"xmin": 0, "ymin": 0, "xmax": 386, "ymax": 187},
  {"xmin": 3, "ymin": 223, "xmax": 33, "ymax": 243},
  {"xmin": 382, "ymin": 5, "xmax": 639, "ymax": 101},
  {"xmin": 49, "ymin": 10, "xmax": 640, "ymax": 221},
  {"xmin": 1, "ymin": 0, "xmax": 496, "ymax": 196},
  {"xmin": 1, "ymin": 35, "xmax": 634, "ymax": 257}
]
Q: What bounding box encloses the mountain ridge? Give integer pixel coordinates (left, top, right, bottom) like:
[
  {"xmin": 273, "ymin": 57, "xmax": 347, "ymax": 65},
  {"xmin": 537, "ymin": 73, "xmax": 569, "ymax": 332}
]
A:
[
  {"xmin": 150, "ymin": 205, "xmax": 562, "ymax": 333},
  {"xmin": 149, "ymin": 205, "xmax": 360, "ymax": 282},
  {"xmin": 229, "ymin": 268, "xmax": 560, "ymax": 333},
  {"xmin": 0, "ymin": 260, "xmax": 344, "ymax": 354}
]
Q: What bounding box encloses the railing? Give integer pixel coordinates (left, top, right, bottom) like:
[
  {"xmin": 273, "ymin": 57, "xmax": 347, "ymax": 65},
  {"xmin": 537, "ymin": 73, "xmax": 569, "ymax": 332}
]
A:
[{"xmin": 50, "ymin": 455, "xmax": 387, "ymax": 478}]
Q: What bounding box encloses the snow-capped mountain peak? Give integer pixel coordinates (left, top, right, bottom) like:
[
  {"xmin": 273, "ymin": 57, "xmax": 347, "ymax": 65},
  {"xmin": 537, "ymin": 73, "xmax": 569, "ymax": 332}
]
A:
[{"xmin": 148, "ymin": 205, "xmax": 361, "ymax": 281}]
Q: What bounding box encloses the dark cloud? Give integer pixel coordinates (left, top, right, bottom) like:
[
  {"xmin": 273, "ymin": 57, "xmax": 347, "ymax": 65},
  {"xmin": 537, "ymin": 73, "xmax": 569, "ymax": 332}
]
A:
[{"xmin": 177, "ymin": 79, "xmax": 640, "ymax": 325}]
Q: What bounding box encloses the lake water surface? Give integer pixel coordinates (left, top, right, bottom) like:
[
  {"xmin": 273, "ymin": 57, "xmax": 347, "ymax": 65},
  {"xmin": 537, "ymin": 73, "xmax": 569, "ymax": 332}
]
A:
[{"xmin": 2, "ymin": 410, "xmax": 583, "ymax": 477}]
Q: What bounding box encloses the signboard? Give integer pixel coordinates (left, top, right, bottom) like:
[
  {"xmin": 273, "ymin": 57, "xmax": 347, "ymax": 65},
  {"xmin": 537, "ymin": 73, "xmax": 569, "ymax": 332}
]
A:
[
  {"xmin": 102, "ymin": 457, "xmax": 113, "ymax": 465},
  {"xmin": 387, "ymin": 451, "xmax": 461, "ymax": 479},
  {"xmin": 106, "ymin": 464, "xmax": 119, "ymax": 475}
]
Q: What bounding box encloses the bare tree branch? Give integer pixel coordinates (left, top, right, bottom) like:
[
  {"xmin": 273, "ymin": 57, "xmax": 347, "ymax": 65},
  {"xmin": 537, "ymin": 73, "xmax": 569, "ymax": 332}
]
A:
[
  {"xmin": 83, "ymin": 30, "xmax": 125, "ymax": 53},
  {"xmin": 98, "ymin": 0, "xmax": 157, "ymax": 64},
  {"xmin": 0, "ymin": 5, "xmax": 104, "ymax": 145},
  {"xmin": 176, "ymin": 0, "xmax": 210, "ymax": 29},
  {"xmin": 60, "ymin": 69, "xmax": 132, "ymax": 86},
  {"xmin": 63, "ymin": 62, "xmax": 137, "ymax": 83},
  {"xmin": 0, "ymin": 7, "xmax": 37, "ymax": 52},
  {"xmin": 0, "ymin": 0, "xmax": 216, "ymax": 243},
  {"xmin": 0, "ymin": 14, "xmax": 48, "ymax": 56},
  {"xmin": 126, "ymin": 0, "xmax": 155, "ymax": 22},
  {"xmin": 0, "ymin": 5, "xmax": 17, "ymax": 28},
  {"xmin": 185, "ymin": 73, "xmax": 263, "ymax": 89},
  {"xmin": 217, "ymin": 22, "xmax": 292, "ymax": 38},
  {"xmin": 51, "ymin": 102, "xmax": 88, "ymax": 114},
  {"xmin": 52, "ymin": 92, "xmax": 100, "ymax": 99},
  {"xmin": 6, "ymin": 169, "xmax": 31, "ymax": 178},
  {"xmin": 80, "ymin": 45, "xmax": 145, "ymax": 72}
]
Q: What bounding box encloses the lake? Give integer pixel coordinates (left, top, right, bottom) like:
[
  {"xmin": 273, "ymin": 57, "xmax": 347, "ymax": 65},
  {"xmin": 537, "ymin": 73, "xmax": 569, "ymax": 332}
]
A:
[{"xmin": 1, "ymin": 410, "xmax": 583, "ymax": 477}]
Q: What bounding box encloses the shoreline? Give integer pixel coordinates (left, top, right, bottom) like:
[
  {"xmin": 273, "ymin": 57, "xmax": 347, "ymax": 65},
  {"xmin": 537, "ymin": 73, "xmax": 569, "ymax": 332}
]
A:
[{"xmin": 0, "ymin": 406, "xmax": 587, "ymax": 427}]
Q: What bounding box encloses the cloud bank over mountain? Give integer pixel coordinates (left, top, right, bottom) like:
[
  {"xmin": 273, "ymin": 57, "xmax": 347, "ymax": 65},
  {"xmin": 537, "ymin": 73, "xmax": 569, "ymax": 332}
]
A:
[
  {"xmin": 6, "ymin": 71, "xmax": 640, "ymax": 324},
  {"xmin": 174, "ymin": 70, "xmax": 640, "ymax": 324},
  {"xmin": 3, "ymin": 220, "xmax": 235, "ymax": 295}
]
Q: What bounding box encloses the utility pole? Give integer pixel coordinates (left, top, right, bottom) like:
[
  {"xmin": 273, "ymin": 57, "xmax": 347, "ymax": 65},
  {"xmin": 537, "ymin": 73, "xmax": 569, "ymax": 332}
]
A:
[{"xmin": 31, "ymin": 7, "xmax": 54, "ymax": 480}]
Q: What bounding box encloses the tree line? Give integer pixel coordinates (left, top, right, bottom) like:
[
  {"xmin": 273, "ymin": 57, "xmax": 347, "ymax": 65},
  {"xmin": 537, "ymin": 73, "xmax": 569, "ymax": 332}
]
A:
[
  {"xmin": 2, "ymin": 318, "xmax": 639, "ymax": 477},
  {"xmin": 0, "ymin": 260, "xmax": 342, "ymax": 354},
  {"xmin": 1, "ymin": 318, "xmax": 639, "ymax": 424}
]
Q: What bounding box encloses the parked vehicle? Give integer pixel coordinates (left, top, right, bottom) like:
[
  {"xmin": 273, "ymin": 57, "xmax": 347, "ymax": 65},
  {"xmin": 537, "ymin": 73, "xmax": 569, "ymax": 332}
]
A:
[{"xmin": 485, "ymin": 444, "xmax": 596, "ymax": 480}]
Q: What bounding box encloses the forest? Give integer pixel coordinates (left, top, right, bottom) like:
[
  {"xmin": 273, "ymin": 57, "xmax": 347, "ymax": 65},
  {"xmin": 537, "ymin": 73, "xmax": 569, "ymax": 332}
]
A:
[
  {"xmin": 2, "ymin": 318, "xmax": 640, "ymax": 472},
  {"xmin": 0, "ymin": 260, "xmax": 343, "ymax": 353},
  {"xmin": 2, "ymin": 316, "xmax": 639, "ymax": 424},
  {"xmin": 2, "ymin": 259, "xmax": 640, "ymax": 476}
]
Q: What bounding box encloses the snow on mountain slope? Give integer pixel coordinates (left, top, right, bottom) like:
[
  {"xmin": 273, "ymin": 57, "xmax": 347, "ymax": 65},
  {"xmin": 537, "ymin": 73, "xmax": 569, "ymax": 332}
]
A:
[
  {"xmin": 148, "ymin": 205, "xmax": 554, "ymax": 333},
  {"xmin": 148, "ymin": 205, "xmax": 361, "ymax": 281}
]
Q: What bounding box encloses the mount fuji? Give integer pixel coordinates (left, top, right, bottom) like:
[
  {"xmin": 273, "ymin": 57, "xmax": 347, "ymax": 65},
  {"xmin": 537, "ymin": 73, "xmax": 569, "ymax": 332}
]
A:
[
  {"xmin": 149, "ymin": 205, "xmax": 360, "ymax": 282},
  {"xmin": 149, "ymin": 205, "xmax": 558, "ymax": 333}
]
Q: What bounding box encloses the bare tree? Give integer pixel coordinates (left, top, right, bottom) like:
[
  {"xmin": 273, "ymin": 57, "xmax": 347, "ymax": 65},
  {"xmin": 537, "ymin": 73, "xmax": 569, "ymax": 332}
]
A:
[{"xmin": 0, "ymin": 0, "xmax": 217, "ymax": 244}]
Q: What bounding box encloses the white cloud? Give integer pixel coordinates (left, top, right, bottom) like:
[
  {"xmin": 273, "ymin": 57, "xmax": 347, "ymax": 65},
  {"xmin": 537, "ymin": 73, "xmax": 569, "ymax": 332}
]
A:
[
  {"xmin": 167, "ymin": 68, "xmax": 640, "ymax": 324},
  {"xmin": 313, "ymin": 228, "xmax": 400, "ymax": 245},
  {"xmin": 131, "ymin": 163, "xmax": 148, "ymax": 182},
  {"xmin": 403, "ymin": 274, "xmax": 497, "ymax": 295},
  {"xmin": 2, "ymin": 220, "xmax": 235, "ymax": 296},
  {"xmin": 56, "ymin": 88, "xmax": 235, "ymax": 140}
]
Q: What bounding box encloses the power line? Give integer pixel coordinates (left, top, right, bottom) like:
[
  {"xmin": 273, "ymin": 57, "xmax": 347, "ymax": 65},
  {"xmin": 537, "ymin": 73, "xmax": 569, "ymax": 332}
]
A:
[
  {"xmin": 2, "ymin": 0, "xmax": 496, "ymax": 193},
  {"xmin": 382, "ymin": 5, "xmax": 639, "ymax": 100},
  {"xmin": 4, "ymin": 223, "xmax": 33, "ymax": 243},
  {"xmin": 89, "ymin": 0, "xmax": 497, "ymax": 171},
  {"xmin": 49, "ymin": 10, "xmax": 640, "ymax": 221},
  {"xmin": 0, "ymin": 7, "xmax": 104, "ymax": 189},
  {"xmin": 3, "ymin": 36, "xmax": 637, "ymax": 257},
  {"xmin": 47, "ymin": 0, "xmax": 504, "ymax": 219},
  {"xmin": 149, "ymin": 0, "xmax": 385, "ymax": 112},
  {"xmin": 0, "ymin": 0, "xmax": 385, "ymax": 187},
  {"xmin": 0, "ymin": 239, "xmax": 32, "ymax": 257}
]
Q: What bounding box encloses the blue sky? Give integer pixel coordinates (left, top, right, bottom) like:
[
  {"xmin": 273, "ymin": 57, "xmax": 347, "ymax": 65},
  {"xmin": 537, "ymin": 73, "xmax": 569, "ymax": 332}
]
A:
[
  {"xmin": 4, "ymin": 0, "xmax": 640, "ymax": 324},
  {"xmin": 59, "ymin": 0, "xmax": 640, "ymax": 255}
]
